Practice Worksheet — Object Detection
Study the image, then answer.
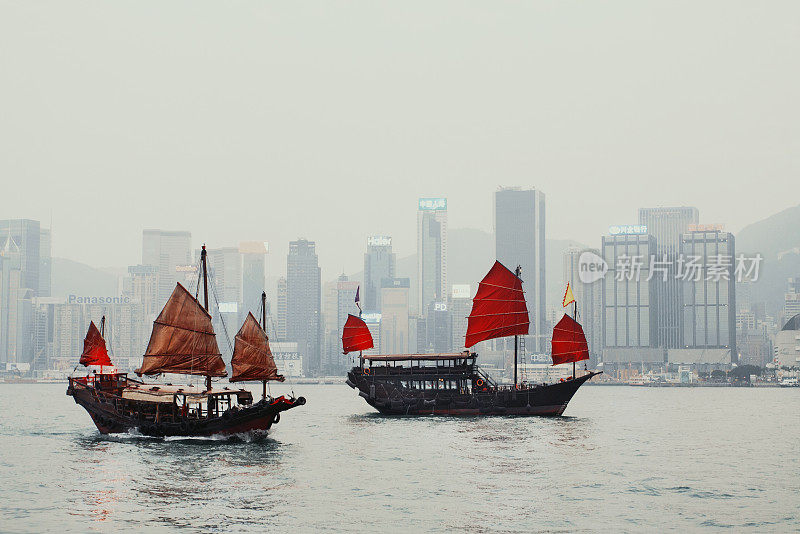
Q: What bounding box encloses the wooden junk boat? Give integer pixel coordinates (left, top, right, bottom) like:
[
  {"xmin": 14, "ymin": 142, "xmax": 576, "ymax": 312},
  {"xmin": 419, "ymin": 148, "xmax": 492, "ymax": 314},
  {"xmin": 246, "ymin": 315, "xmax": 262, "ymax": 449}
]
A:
[
  {"xmin": 67, "ymin": 245, "xmax": 305, "ymax": 437},
  {"xmin": 346, "ymin": 260, "xmax": 600, "ymax": 416}
]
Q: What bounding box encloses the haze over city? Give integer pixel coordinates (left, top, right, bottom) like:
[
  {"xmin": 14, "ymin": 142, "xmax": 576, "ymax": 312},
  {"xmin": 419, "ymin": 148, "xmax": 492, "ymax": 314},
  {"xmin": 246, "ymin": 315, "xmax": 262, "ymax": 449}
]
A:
[{"xmin": 2, "ymin": 1, "xmax": 799, "ymax": 277}]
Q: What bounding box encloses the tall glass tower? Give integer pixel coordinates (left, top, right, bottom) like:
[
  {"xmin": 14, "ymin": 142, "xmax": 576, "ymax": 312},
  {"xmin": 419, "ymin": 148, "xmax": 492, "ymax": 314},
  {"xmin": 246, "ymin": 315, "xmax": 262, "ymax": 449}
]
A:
[
  {"xmin": 494, "ymin": 188, "xmax": 546, "ymax": 352},
  {"xmin": 417, "ymin": 198, "xmax": 447, "ymax": 317}
]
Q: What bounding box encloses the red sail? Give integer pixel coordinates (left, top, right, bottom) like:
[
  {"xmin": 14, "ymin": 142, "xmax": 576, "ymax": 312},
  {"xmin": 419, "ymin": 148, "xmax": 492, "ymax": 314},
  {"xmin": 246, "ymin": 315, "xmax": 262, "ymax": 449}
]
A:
[
  {"xmin": 230, "ymin": 313, "xmax": 285, "ymax": 382},
  {"xmin": 465, "ymin": 261, "xmax": 529, "ymax": 348},
  {"xmin": 136, "ymin": 283, "xmax": 227, "ymax": 377},
  {"xmin": 551, "ymin": 314, "xmax": 590, "ymax": 366},
  {"xmin": 79, "ymin": 321, "xmax": 113, "ymax": 367},
  {"xmin": 342, "ymin": 314, "xmax": 374, "ymax": 354}
]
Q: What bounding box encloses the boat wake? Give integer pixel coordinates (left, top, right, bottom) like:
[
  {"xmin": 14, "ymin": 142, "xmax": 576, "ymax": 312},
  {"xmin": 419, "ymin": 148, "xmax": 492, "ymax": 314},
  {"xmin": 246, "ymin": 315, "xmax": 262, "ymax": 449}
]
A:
[{"xmin": 97, "ymin": 427, "xmax": 274, "ymax": 443}]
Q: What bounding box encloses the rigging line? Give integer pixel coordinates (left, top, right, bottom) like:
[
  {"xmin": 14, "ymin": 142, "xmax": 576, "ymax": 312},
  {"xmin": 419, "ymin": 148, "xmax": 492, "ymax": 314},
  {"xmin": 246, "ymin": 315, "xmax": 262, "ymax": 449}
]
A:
[{"xmin": 207, "ymin": 264, "xmax": 234, "ymax": 356}]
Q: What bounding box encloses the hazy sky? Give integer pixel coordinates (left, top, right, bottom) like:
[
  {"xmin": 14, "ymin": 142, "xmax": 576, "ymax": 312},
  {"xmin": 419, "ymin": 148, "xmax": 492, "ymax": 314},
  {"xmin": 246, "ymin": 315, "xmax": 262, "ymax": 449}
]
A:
[{"xmin": 2, "ymin": 1, "xmax": 798, "ymax": 278}]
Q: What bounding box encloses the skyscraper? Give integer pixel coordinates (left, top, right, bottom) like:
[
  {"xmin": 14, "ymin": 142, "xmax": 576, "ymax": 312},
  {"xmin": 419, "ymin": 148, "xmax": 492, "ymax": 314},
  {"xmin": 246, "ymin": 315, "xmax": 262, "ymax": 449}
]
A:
[
  {"xmin": 239, "ymin": 241, "xmax": 269, "ymax": 318},
  {"xmin": 601, "ymin": 232, "xmax": 658, "ymax": 350},
  {"xmin": 679, "ymin": 230, "xmax": 736, "ymax": 361},
  {"xmin": 0, "ymin": 220, "xmax": 42, "ymax": 367},
  {"xmin": 286, "ymin": 239, "xmax": 321, "ymax": 376},
  {"xmin": 637, "ymin": 207, "xmax": 699, "ymax": 349},
  {"xmin": 142, "ymin": 229, "xmax": 192, "ymax": 306},
  {"xmin": 494, "ymin": 188, "xmax": 546, "ymax": 352},
  {"xmin": 0, "ymin": 219, "xmax": 41, "ymax": 294},
  {"xmin": 39, "ymin": 228, "xmax": 51, "ymax": 298},
  {"xmin": 417, "ymin": 198, "xmax": 447, "ymax": 316},
  {"xmin": 276, "ymin": 277, "xmax": 288, "ymax": 341},
  {"xmin": 363, "ymin": 235, "xmax": 395, "ymax": 313}
]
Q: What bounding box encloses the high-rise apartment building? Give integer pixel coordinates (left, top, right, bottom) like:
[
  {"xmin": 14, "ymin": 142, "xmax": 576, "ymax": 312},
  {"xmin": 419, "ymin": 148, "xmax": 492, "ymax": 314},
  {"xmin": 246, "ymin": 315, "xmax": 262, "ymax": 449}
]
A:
[
  {"xmin": 363, "ymin": 236, "xmax": 395, "ymax": 313},
  {"xmin": 417, "ymin": 198, "xmax": 447, "ymax": 316},
  {"xmin": 287, "ymin": 239, "xmax": 321, "ymax": 376},
  {"xmin": 494, "ymin": 188, "xmax": 546, "ymax": 352},
  {"xmin": 142, "ymin": 230, "xmax": 192, "ymax": 306},
  {"xmin": 124, "ymin": 264, "xmax": 159, "ymax": 319}
]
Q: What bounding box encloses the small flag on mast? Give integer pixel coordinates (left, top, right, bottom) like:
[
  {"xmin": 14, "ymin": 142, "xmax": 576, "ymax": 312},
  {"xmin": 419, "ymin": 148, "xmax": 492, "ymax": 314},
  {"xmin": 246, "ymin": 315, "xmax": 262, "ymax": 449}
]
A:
[
  {"xmin": 355, "ymin": 286, "xmax": 362, "ymax": 313},
  {"xmin": 562, "ymin": 282, "xmax": 576, "ymax": 308}
]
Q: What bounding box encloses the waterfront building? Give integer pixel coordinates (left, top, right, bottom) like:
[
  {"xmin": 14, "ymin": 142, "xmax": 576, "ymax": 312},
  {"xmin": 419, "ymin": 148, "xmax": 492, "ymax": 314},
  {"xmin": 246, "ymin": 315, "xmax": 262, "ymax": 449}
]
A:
[
  {"xmin": 380, "ymin": 278, "xmax": 410, "ymax": 354},
  {"xmin": 286, "ymin": 239, "xmax": 321, "ymax": 376},
  {"xmin": 637, "ymin": 207, "xmax": 699, "ymax": 349},
  {"xmin": 271, "ymin": 341, "xmax": 303, "ymax": 377},
  {"xmin": 494, "ymin": 187, "xmax": 546, "ymax": 352},
  {"xmin": 141, "ymin": 229, "xmax": 192, "ymax": 306},
  {"xmin": 417, "ymin": 198, "xmax": 447, "ymax": 316},
  {"xmin": 774, "ymin": 313, "xmax": 800, "ymax": 368},
  {"xmin": 679, "ymin": 230, "xmax": 736, "ymax": 361},
  {"xmin": 601, "ymin": 232, "xmax": 660, "ymax": 372},
  {"xmin": 364, "ymin": 236, "xmax": 395, "ymax": 313}
]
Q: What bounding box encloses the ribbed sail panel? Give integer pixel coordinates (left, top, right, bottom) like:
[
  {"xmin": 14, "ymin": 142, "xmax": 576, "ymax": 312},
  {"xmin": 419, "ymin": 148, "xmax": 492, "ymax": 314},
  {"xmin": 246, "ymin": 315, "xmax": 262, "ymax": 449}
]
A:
[
  {"xmin": 136, "ymin": 283, "xmax": 226, "ymax": 377},
  {"xmin": 230, "ymin": 313, "xmax": 284, "ymax": 382},
  {"xmin": 551, "ymin": 314, "xmax": 590, "ymax": 365},
  {"xmin": 465, "ymin": 261, "xmax": 529, "ymax": 348},
  {"xmin": 342, "ymin": 314, "xmax": 374, "ymax": 354},
  {"xmin": 79, "ymin": 321, "xmax": 113, "ymax": 367}
]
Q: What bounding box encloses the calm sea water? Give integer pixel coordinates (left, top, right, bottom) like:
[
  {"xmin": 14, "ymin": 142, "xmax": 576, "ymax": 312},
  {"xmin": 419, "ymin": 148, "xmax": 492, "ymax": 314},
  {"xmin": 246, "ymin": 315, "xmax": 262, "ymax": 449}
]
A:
[{"xmin": 0, "ymin": 383, "xmax": 798, "ymax": 533}]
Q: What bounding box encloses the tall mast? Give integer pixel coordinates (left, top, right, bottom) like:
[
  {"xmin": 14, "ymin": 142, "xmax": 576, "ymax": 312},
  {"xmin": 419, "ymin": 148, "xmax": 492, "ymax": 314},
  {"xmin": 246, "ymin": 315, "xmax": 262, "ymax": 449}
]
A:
[
  {"xmin": 201, "ymin": 245, "xmax": 211, "ymax": 391},
  {"xmin": 514, "ymin": 265, "xmax": 522, "ymax": 388},
  {"xmin": 261, "ymin": 290, "xmax": 268, "ymax": 401},
  {"xmin": 261, "ymin": 291, "xmax": 267, "ymax": 330}
]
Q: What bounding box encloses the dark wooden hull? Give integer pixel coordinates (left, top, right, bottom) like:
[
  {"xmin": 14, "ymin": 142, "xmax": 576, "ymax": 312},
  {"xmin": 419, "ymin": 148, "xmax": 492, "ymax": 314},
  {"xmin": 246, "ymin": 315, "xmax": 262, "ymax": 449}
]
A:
[
  {"xmin": 346, "ymin": 369, "xmax": 599, "ymax": 416},
  {"xmin": 67, "ymin": 379, "xmax": 305, "ymax": 437}
]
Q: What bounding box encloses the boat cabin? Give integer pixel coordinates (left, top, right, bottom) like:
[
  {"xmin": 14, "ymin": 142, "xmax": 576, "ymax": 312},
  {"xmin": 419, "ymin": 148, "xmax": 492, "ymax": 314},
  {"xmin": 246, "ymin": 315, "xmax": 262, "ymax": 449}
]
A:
[{"xmin": 361, "ymin": 351, "xmax": 497, "ymax": 392}]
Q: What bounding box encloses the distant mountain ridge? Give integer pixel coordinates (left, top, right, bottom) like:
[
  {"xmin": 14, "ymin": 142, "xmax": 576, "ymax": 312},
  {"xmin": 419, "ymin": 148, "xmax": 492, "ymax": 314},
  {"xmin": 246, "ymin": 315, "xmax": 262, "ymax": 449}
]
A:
[
  {"xmin": 51, "ymin": 257, "xmax": 119, "ymax": 300},
  {"xmin": 735, "ymin": 204, "xmax": 800, "ymax": 319}
]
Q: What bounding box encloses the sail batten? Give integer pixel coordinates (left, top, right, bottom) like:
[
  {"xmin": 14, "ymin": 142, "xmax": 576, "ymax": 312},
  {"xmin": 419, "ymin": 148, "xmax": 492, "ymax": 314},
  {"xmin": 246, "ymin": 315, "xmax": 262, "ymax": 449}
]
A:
[
  {"xmin": 465, "ymin": 261, "xmax": 529, "ymax": 348},
  {"xmin": 551, "ymin": 314, "xmax": 590, "ymax": 366},
  {"xmin": 80, "ymin": 321, "xmax": 113, "ymax": 367},
  {"xmin": 136, "ymin": 283, "xmax": 226, "ymax": 377},
  {"xmin": 230, "ymin": 312, "xmax": 284, "ymax": 382},
  {"xmin": 342, "ymin": 314, "xmax": 374, "ymax": 354}
]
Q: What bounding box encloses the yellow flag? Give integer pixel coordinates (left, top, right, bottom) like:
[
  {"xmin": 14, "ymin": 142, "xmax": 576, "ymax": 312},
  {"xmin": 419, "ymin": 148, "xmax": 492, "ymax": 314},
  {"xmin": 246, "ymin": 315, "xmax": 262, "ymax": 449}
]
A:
[{"xmin": 562, "ymin": 282, "xmax": 576, "ymax": 307}]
